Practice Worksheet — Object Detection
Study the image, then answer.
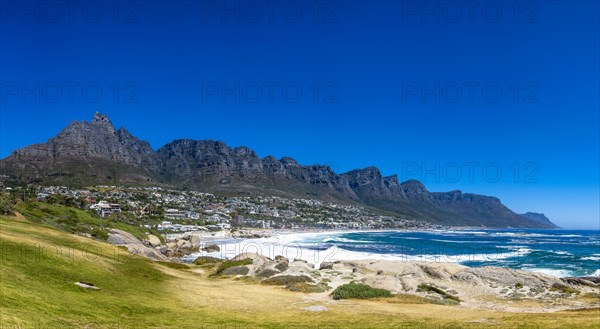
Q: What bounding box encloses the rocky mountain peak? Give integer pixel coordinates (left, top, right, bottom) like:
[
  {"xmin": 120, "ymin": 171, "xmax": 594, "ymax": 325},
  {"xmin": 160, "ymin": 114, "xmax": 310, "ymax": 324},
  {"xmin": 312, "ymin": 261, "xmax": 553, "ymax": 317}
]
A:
[{"xmin": 90, "ymin": 112, "xmax": 115, "ymax": 129}]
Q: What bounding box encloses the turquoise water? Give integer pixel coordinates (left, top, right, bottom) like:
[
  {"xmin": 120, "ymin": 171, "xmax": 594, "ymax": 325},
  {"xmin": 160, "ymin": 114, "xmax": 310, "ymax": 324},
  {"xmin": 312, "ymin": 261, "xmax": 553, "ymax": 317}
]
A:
[{"xmin": 288, "ymin": 229, "xmax": 600, "ymax": 277}]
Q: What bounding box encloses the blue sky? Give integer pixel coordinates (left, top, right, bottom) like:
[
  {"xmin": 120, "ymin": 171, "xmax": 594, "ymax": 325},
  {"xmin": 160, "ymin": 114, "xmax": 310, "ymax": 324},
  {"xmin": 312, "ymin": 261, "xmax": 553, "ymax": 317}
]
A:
[{"xmin": 1, "ymin": 1, "xmax": 598, "ymax": 229}]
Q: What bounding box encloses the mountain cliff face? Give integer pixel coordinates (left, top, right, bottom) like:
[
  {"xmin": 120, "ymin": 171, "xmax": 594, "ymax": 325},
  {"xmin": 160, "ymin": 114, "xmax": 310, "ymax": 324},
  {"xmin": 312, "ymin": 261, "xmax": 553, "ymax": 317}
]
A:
[{"xmin": 0, "ymin": 113, "xmax": 556, "ymax": 228}]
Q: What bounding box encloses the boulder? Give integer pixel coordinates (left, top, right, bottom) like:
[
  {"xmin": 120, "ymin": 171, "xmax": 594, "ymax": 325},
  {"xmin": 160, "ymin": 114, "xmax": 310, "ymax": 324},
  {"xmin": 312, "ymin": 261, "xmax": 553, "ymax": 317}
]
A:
[
  {"xmin": 361, "ymin": 276, "xmax": 404, "ymax": 294},
  {"xmin": 106, "ymin": 229, "xmax": 167, "ymax": 261},
  {"xmin": 561, "ymin": 277, "xmax": 598, "ymax": 287},
  {"xmin": 107, "ymin": 229, "xmax": 141, "ymax": 246},
  {"xmin": 146, "ymin": 234, "xmax": 162, "ymax": 247},
  {"xmin": 232, "ymin": 252, "xmax": 270, "ymax": 265},
  {"xmin": 319, "ymin": 262, "xmax": 334, "ymax": 270},
  {"xmin": 452, "ymin": 267, "xmax": 560, "ymax": 288},
  {"xmin": 189, "ymin": 234, "xmax": 202, "ymax": 247},
  {"xmin": 180, "ymin": 241, "xmax": 192, "ymax": 250},
  {"xmin": 201, "ymin": 244, "xmax": 220, "ymax": 253}
]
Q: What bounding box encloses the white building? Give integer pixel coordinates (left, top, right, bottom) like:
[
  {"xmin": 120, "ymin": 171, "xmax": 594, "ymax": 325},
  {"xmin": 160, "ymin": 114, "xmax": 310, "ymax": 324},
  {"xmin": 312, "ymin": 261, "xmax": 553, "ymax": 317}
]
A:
[{"xmin": 90, "ymin": 201, "xmax": 121, "ymax": 218}]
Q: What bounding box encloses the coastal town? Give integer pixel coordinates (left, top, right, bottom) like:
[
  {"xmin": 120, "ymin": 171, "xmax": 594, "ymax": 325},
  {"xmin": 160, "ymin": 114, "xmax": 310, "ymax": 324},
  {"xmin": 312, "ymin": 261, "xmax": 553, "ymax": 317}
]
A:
[{"xmin": 6, "ymin": 185, "xmax": 439, "ymax": 234}]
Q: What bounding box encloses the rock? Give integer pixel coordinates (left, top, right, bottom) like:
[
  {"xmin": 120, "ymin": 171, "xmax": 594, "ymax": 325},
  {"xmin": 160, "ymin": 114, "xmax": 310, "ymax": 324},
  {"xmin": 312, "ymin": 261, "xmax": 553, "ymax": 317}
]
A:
[
  {"xmin": 180, "ymin": 241, "xmax": 192, "ymax": 250},
  {"xmin": 106, "ymin": 229, "xmax": 167, "ymax": 261},
  {"xmin": 580, "ymin": 276, "xmax": 600, "ymax": 284},
  {"xmin": 377, "ymin": 270, "xmax": 384, "ymax": 275},
  {"xmin": 232, "ymin": 252, "xmax": 270, "ymax": 265},
  {"xmin": 127, "ymin": 244, "xmax": 168, "ymax": 261},
  {"xmin": 75, "ymin": 282, "xmax": 100, "ymax": 290},
  {"xmin": 561, "ymin": 277, "xmax": 597, "ymax": 287},
  {"xmin": 303, "ymin": 305, "xmax": 328, "ymax": 312},
  {"xmin": 451, "ymin": 267, "xmax": 560, "ymax": 288},
  {"xmin": 320, "ymin": 262, "xmax": 334, "ymax": 270},
  {"xmin": 107, "ymin": 229, "xmax": 140, "ymax": 246},
  {"xmin": 176, "ymin": 239, "xmax": 185, "ymax": 248},
  {"xmin": 419, "ymin": 264, "xmax": 452, "ymax": 280},
  {"xmin": 166, "ymin": 242, "xmax": 177, "ymax": 249},
  {"xmin": 275, "ymin": 261, "xmax": 289, "ymax": 272},
  {"xmin": 157, "ymin": 245, "xmax": 168, "ymax": 255},
  {"xmin": 189, "ymin": 234, "xmax": 202, "ymax": 247},
  {"xmin": 361, "ymin": 276, "xmax": 404, "ymax": 294},
  {"xmin": 201, "ymin": 244, "xmax": 220, "ymax": 253},
  {"xmin": 147, "ymin": 234, "xmax": 161, "ymax": 247}
]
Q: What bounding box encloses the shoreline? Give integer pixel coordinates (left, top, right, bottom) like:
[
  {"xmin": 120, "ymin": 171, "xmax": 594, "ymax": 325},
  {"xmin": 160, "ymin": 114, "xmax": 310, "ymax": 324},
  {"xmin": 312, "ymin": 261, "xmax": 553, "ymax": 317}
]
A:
[{"xmin": 171, "ymin": 228, "xmax": 600, "ymax": 279}]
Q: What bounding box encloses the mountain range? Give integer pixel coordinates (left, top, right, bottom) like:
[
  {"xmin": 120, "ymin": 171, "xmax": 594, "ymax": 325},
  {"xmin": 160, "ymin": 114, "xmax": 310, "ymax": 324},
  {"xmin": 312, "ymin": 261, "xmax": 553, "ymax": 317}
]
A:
[{"xmin": 0, "ymin": 113, "xmax": 557, "ymax": 228}]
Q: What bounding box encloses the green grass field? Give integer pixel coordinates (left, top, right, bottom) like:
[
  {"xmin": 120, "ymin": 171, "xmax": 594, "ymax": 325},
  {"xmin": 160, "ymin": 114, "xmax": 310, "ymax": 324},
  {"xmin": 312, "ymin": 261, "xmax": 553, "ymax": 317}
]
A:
[{"xmin": 1, "ymin": 213, "xmax": 599, "ymax": 328}]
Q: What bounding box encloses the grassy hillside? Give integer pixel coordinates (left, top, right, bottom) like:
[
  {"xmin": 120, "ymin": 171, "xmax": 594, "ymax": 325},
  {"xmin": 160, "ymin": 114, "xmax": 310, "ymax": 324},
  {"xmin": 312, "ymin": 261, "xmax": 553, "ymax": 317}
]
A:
[
  {"xmin": 16, "ymin": 201, "xmax": 153, "ymax": 241},
  {"xmin": 1, "ymin": 214, "xmax": 599, "ymax": 328}
]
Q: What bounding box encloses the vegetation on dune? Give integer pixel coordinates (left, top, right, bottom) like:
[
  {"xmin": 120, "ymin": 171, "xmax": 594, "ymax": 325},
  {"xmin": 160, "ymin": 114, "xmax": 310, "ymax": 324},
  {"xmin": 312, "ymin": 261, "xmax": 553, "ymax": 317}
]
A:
[{"xmin": 330, "ymin": 282, "xmax": 392, "ymax": 300}]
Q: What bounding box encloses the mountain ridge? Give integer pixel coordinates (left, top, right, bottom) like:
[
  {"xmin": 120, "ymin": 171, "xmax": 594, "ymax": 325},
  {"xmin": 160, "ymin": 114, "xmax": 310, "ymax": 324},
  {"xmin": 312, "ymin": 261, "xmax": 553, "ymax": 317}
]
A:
[{"xmin": 0, "ymin": 113, "xmax": 558, "ymax": 228}]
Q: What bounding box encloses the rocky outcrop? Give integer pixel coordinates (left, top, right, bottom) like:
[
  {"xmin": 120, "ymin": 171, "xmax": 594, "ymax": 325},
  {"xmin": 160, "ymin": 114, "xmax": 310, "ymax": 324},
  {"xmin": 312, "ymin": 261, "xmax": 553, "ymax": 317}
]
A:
[
  {"xmin": 0, "ymin": 113, "xmax": 557, "ymax": 228},
  {"xmin": 107, "ymin": 229, "xmax": 166, "ymax": 261},
  {"xmin": 202, "ymin": 255, "xmax": 599, "ymax": 311}
]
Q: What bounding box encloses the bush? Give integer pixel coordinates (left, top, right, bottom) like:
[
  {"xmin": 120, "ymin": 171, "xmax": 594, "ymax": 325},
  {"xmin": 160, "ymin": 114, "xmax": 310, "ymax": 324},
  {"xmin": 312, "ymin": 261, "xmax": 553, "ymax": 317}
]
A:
[
  {"xmin": 193, "ymin": 256, "xmax": 222, "ymax": 265},
  {"xmin": 275, "ymin": 261, "xmax": 289, "ymax": 272},
  {"xmin": 221, "ymin": 266, "xmax": 250, "ymax": 276},
  {"xmin": 262, "ymin": 275, "xmax": 313, "ymax": 286},
  {"xmin": 330, "ymin": 283, "xmax": 392, "ymax": 300},
  {"xmin": 261, "ymin": 275, "xmax": 329, "ymax": 293},
  {"xmin": 214, "ymin": 258, "xmax": 253, "ymax": 275},
  {"xmin": 515, "ymin": 282, "xmax": 524, "ymax": 289},
  {"xmin": 257, "ymin": 269, "xmax": 279, "ymax": 278},
  {"xmin": 0, "ymin": 192, "xmax": 16, "ymax": 216}
]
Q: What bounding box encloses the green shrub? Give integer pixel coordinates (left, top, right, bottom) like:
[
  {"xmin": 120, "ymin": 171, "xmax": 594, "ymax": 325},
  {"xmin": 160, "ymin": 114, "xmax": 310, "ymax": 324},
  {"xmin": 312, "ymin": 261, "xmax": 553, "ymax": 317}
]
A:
[
  {"xmin": 257, "ymin": 269, "xmax": 279, "ymax": 278},
  {"xmin": 262, "ymin": 275, "xmax": 313, "ymax": 286},
  {"xmin": 193, "ymin": 256, "xmax": 222, "ymax": 265},
  {"xmin": 0, "ymin": 192, "xmax": 16, "ymax": 215},
  {"xmin": 221, "ymin": 266, "xmax": 250, "ymax": 276},
  {"xmin": 515, "ymin": 282, "xmax": 524, "ymax": 289},
  {"xmin": 275, "ymin": 261, "xmax": 289, "ymax": 272},
  {"xmin": 213, "ymin": 259, "xmax": 253, "ymax": 275},
  {"xmin": 261, "ymin": 275, "xmax": 329, "ymax": 293},
  {"xmin": 287, "ymin": 281, "xmax": 331, "ymax": 293},
  {"xmin": 330, "ymin": 283, "xmax": 392, "ymax": 300}
]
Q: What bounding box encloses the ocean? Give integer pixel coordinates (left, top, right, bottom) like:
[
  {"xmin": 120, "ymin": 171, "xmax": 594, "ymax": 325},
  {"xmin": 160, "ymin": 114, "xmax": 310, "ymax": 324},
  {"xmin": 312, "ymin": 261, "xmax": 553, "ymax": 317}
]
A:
[{"xmin": 184, "ymin": 229, "xmax": 600, "ymax": 278}]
